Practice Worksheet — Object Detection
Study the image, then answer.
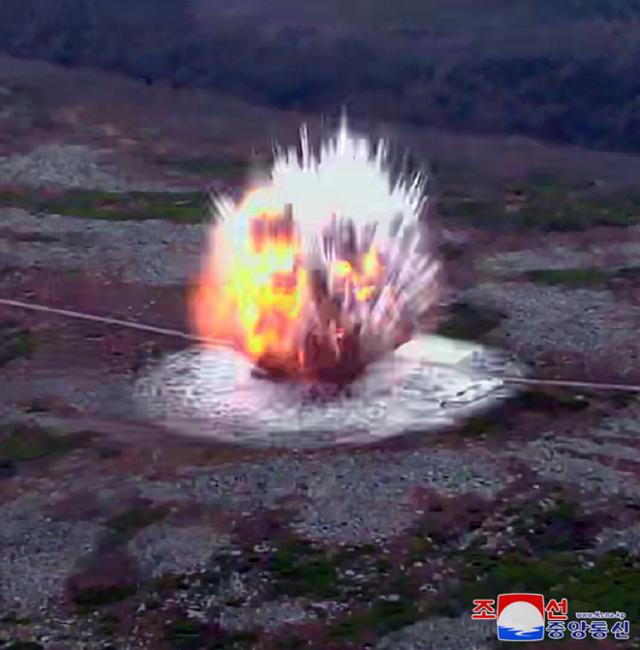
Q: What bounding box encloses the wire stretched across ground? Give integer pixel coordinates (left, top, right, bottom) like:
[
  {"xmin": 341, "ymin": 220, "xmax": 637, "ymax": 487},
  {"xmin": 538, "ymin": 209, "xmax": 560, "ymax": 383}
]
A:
[{"xmin": 2, "ymin": 297, "xmax": 640, "ymax": 394}]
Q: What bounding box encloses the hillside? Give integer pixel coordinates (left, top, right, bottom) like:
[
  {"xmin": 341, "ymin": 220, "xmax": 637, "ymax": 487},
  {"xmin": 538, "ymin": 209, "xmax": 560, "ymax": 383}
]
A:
[{"xmin": 1, "ymin": 0, "xmax": 640, "ymax": 152}]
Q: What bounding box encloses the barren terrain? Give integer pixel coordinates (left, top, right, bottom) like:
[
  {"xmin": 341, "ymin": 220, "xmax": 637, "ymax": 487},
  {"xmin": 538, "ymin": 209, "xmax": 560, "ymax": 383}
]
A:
[{"xmin": 1, "ymin": 56, "xmax": 639, "ymax": 649}]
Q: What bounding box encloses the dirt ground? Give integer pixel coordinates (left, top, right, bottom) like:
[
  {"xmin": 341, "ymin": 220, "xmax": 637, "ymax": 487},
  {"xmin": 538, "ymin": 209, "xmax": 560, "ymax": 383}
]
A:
[{"xmin": 0, "ymin": 56, "xmax": 639, "ymax": 650}]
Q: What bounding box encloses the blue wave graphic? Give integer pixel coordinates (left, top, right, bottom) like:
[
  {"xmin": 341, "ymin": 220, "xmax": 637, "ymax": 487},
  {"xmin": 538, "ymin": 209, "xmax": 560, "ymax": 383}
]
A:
[{"xmin": 498, "ymin": 625, "xmax": 544, "ymax": 641}]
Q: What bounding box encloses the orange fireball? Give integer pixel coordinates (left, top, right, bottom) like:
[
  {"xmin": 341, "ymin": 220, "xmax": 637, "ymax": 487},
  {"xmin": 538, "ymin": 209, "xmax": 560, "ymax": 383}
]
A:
[
  {"xmin": 192, "ymin": 193, "xmax": 385, "ymax": 377},
  {"xmin": 190, "ymin": 122, "xmax": 437, "ymax": 380},
  {"xmin": 192, "ymin": 192, "xmax": 310, "ymax": 371}
]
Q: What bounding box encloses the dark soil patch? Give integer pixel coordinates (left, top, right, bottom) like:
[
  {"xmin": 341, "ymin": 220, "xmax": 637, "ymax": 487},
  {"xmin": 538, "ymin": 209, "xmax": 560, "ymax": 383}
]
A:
[
  {"xmin": 0, "ymin": 321, "xmax": 33, "ymax": 367},
  {"xmin": 105, "ymin": 500, "xmax": 169, "ymax": 544},
  {"xmin": 514, "ymin": 389, "xmax": 590, "ymax": 414},
  {"xmin": 436, "ymin": 301, "xmax": 505, "ymax": 340},
  {"xmin": 67, "ymin": 548, "xmax": 140, "ymax": 610},
  {"xmin": 207, "ymin": 630, "xmax": 260, "ymax": 650},
  {"xmin": 510, "ymin": 493, "xmax": 604, "ymax": 554},
  {"xmin": 0, "ymin": 422, "xmax": 84, "ymax": 462},
  {"xmin": 405, "ymin": 491, "xmax": 489, "ymax": 558},
  {"xmin": 0, "ymin": 458, "xmax": 17, "ymax": 479},
  {"xmin": 157, "ymin": 155, "xmax": 248, "ymax": 183},
  {"xmin": 452, "ymin": 389, "xmax": 589, "ymax": 440}
]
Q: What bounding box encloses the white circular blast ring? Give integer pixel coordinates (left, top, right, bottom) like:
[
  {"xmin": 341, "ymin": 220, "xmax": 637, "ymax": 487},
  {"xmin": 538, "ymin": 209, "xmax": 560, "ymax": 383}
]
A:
[{"xmin": 134, "ymin": 335, "xmax": 523, "ymax": 448}]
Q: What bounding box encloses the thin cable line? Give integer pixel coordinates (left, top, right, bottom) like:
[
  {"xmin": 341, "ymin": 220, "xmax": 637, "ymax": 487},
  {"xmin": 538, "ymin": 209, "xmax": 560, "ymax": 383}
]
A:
[
  {"xmin": 0, "ymin": 297, "xmax": 228, "ymax": 347},
  {"xmin": 2, "ymin": 297, "xmax": 640, "ymax": 393},
  {"xmin": 496, "ymin": 376, "xmax": 640, "ymax": 393}
]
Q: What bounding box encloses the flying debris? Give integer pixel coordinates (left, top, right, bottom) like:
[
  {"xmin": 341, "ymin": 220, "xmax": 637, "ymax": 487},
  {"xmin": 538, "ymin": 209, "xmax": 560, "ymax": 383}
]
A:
[
  {"xmin": 191, "ymin": 121, "xmax": 440, "ymax": 382},
  {"xmin": 135, "ymin": 121, "xmax": 523, "ymax": 446}
]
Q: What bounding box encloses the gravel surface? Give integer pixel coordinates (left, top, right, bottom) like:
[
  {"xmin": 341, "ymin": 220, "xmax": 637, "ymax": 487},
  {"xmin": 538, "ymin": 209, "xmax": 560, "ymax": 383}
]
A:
[
  {"xmin": 595, "ymin": 522, "xmax": 640, "ymax": 556},
  {"xmin": 0, "ymin": 84, "xmax": 32, "ymax": 124},
  {"xmin": 375, "ymin": 615, "xmax": 494, "ymax": 650},
  {"xmin": 587, "ymin": 405, "xmax": 640, "ymax": 443},
  {"xmin": 1, "ymin": 163, "xmax": 639, "ymax": 647},
  {"xmin": 128, "ymin": 522, "xmax": 228, "ymax": 578},
  {"xmin": 0, "ymin": 143, "xmax": 188, "ymax": 192},
  {"xmin": 138, "ymin": 449, "xmax": 505, "ymax": 544},
  {"xmin": 479, "ymin": 233, "xmax": 640, "ymax": 274},
  {"xmin": 463, "ymin": 282, "xmax": 640, "ymax": 377},
  {"xmin": 218, "ymin": 598, "xmax": 319, "ymax": 632},
  {"xmin": 0, "ymin": 371, "xmax": 137, "ymax": 420},
  {"xmin": 0, "ymin": 144, "xmax": 134, "ymax": 191},
  {"xmin": 0, "ymin": 494, "xmax": 103, "ymax": 614},
  {"xmin": 505, "ymin": 401, "xmax": 640, "ymax": 507},
  {"xmin": 2, "ymin": 53, "xmax": 640, "ymax": 649},
  {"xmin": 512, "ymin": 438, "xmax": 640, "ymax": 500},
  {"xmin": 0, "ymin": 208, "xmax": 206, "ymax": 286}
]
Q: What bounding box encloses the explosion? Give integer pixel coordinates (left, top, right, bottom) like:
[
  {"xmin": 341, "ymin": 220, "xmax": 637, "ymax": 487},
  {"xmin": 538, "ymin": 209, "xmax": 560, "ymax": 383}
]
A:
[
  {"xmin": 191, "ymin": 121, "xmax": 440, "ymax": 382},
  {"xmin": 137, "ymin": 122, "xmax": 517, "ymax": 445}
]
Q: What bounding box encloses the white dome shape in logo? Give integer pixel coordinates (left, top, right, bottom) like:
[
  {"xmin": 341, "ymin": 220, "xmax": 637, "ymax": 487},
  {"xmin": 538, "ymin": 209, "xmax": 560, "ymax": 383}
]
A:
[{"xmin": 498, "ymin": 601, "xmax": 544, "ymax": 638}]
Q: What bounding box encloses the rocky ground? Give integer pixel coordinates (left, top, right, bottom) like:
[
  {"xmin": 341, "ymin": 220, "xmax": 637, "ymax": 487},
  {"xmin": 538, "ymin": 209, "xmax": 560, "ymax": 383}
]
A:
[{"xmin": 1, "ymin": 56, "xmax": 640, "ymax": 650}]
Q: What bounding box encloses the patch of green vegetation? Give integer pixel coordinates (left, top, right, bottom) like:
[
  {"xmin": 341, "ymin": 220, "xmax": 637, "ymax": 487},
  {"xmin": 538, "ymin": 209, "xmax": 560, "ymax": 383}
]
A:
[
  {"xmin": 522, "ymin": 173, "xmax": 569, "ymax": 198},
  {"xmin": 0, "ymin": 614, "xmax": 32, "ymax": 626},
  {"xmin": 0, "ymin": 327, "xmax": 33, "ymax": 367},
  {"xmin": 106, "ymin": 503, "xmax": 168, "ymax": 543},
  {"xmin": 328, "ymin": 598, "xmax": 420, "ymax": 641},
  {"xmin": 72, "ymin": 584, "xmax": 137, "ymax": 608},
  {"xmin": 0, "ymin": 423, "xmax": 76, "ymax": 461},
  {"xmin": 511, "ymin": 494, "xmax": 594, "ymax": 553},
  {"xmin": 337, "ymin": 545, "xmax": 420, "ymax": 603},
  {"xmin": 166, "ymin": 620, "xmax": 207, "ymax": 650},
  {"xmin": 0, "ymin": 189, "xmax": 206, "ymax": 223},
  {"xmin": 455, "ymin": 413, "xmax": 504, "ymax": 438},
  {"xmin": 436, "ymin": 302, "xmax": 505, "ymax": 340},
  {"xmin": 408, "ymin": 536, "xmax": 432, "ymax": 563},
  {"xmin": 443, "ymin": 549, "xmax": 640, "ymax": 625},
  {"xmin": 509, "ymin": 174, "xmax": 640, "ymax": 231},
  {"xmin": 98, "ymin": 612, "xmax": 119, "ymax": 636},
  {"xmin": 209, "ymin": 631, "xmax": 260, "ymax": 650},
  {"xmin": 439, "ymin": 173, "xmax": 640, "ymax": 232},
  {"xmin": 375, "ymin": 557, "xmax": 393, "ymax": 575},
  {"xmin": 514, "ymin": 389, "xmax": 590, "ymax": 413},
  {"xmin": 270, "ymin": 539, "xmax": 339, "ymax": 598},
  {"xmin": 154, "ymin": 573, "xmax": 190, "ymax": 593},
  {"xmin": 609, "ymin": 391, "xmax": 638, "ymax": 409},
  {"xmin": 517, "ymin": 195, "xmax": 640, "ymax": 232},
  {"xmin": 542, "ymin": 498, "xmax": 578, "ymax": 522},
  {"xmin": 438, "ymin": 197, "xmax": 500, "ymax": 226},
  {"xmin": 523, "ymin": 267, "xmax": 609, "ymax": 287}
]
